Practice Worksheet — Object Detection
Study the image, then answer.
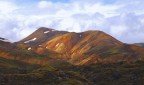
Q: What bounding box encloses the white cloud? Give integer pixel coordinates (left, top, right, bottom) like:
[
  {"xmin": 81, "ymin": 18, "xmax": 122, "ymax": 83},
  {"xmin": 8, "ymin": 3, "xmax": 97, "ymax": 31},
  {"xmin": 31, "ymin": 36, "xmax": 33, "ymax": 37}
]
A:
[
  {"xmin": 0, "ymin": 0, "xmax": 144, "ymax": 43},
  {"xmin": 38, "ymin": 1, "xmax": 53, "ymax": 9},
  {"xmin": 110, "ymin": 25, "xmax": 128, "ymax": 37},
  {"xmin": 0, "ymin": 1, "xmax": 18, "ymax": 14}
]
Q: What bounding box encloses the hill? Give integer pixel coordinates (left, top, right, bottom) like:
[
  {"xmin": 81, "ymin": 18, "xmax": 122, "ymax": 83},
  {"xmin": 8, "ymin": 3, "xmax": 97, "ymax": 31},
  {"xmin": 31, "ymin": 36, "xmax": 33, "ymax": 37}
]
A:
[{"xmin": 17, "ymin": 27, "xmax": 144, "ymax": 65}]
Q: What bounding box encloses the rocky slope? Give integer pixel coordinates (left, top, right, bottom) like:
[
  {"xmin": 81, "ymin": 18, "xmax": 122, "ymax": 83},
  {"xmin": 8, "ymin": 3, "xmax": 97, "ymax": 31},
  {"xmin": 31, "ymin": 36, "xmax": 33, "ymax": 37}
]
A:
[
  {"xmin": 0, "ymin": 37, "xmax": 62, "ymax": 65},
  {"xmin": 17, "ymin": 27, "xmax": 144, "ymax": 65}
]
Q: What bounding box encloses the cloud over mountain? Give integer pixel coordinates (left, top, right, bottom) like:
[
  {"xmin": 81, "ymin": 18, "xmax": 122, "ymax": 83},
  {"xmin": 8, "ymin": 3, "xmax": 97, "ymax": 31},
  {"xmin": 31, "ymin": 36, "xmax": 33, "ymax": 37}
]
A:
[{"xmin": 0, "ymin": 0, "xmax": 144, "ymax": 43}]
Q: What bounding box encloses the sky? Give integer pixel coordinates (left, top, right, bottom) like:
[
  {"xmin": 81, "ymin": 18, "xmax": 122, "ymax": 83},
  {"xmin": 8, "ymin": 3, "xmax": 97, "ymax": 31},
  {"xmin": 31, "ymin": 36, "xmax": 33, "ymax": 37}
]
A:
[{"xmin": 0, "ymin": 0, "xmax": 144, "ymax": 43}]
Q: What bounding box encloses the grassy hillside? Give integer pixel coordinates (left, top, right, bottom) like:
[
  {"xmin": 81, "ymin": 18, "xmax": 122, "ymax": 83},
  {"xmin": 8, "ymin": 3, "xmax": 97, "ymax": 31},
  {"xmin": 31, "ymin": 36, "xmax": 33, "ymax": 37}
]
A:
[
  {"xmin": 0, "ymin": 57, "xmax": 40, "ymax": 74},
  {"xmin": 0, "ymin": 60, "xmax": 144, "ymax": 85}
]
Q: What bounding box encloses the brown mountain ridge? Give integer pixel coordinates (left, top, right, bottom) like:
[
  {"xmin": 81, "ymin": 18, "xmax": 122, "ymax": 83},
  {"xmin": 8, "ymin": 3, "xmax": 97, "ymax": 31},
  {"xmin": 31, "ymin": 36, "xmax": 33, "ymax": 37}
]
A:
[{"xmin": 17, "ymin": 27, "xmax": 144, "ymax": 65}]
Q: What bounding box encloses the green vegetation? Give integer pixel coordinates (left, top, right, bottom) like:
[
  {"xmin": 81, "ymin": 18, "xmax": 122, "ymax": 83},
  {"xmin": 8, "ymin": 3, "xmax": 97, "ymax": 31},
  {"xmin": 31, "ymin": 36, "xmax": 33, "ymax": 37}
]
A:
[
  {"xmin": 33, "ymin": 60, "xmax": 73, "ymax": 73},
  {"xmin": 0, "ymin": 57, "xmax": 40, "ymax": 74},
  {"xmin": 10, "ymin": 48, "xmax": 52, "ymax": 60},
  {"xmin": 76, "ymin": 61, "xmax": 144, "ymax": 85},
  {"xmin": 0, "ymin": 42, "xmax": 52, "ymax": 60},
  {"xmin": 1, "ymin": 60, "xmax": 144, "ymax": 85}
]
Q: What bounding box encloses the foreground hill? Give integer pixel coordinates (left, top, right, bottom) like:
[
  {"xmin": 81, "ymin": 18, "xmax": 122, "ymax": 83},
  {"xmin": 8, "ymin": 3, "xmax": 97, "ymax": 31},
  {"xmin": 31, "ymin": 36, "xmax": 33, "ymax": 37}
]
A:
[
  {"xmin": 17, "ymin": 27, "xmax": 144, "ymax": 65},
  {"xmin": 1, "ymin": 60, "xmax": 144, "ymax": 85}
]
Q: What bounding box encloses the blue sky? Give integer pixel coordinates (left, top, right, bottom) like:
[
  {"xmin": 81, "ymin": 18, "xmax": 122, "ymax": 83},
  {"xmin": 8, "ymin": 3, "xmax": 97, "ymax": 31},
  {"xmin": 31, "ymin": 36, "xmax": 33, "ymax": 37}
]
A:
[{"xmin": 0, "ymin": 0, "xmax": 144, "ymax": 43}]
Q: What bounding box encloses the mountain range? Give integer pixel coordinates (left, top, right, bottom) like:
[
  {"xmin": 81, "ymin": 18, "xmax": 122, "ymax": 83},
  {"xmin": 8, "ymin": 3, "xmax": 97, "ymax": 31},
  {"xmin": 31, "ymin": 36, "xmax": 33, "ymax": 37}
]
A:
[
  {"xmin": 0, "ymin": 27, "xmax": 144, "ymax": 85},
  {"xmin": 134, "ymin": 43, "xmax": 144, "ymax": 47}
]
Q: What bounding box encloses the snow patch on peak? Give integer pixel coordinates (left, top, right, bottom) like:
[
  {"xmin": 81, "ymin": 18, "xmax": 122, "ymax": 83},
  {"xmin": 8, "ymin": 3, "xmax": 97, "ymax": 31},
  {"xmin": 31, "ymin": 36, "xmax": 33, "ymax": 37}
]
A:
[
  {"xmin": 44, "ymin": 31, "xmax": 50, "ymax": 34},
  {"xmin": 39, "ymin": 45, "xmax": 42, "ymax": 46},
  {"xmin": 24, "ymin": 37, "xmax": 37, "ymax": 43},
  {"xmin": 56, "ymin": 43, "xmax": 60, "ymax": 47},
  {"xmin": 32, "ymin": 38, "xmax": 37, "ymax": 41},
  {"xmin": 28, "ymin": 47, "xmax": 31, "ymax": 50},
  {"xmin": 51, "ymin": 29, "xmax": 56, "ymax": 31},
  {"xmin": 24, "ymin": 41, "xmax": 29, "ymax": 43}
]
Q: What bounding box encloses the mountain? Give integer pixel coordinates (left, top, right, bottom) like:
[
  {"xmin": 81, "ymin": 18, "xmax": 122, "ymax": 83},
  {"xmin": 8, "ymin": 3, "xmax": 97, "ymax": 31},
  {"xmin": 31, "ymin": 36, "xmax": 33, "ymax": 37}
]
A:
[
  {"xmin": 1, "ymin": 28, "xmax": 144, "ymax": 85},
  {"xmin": 0, "ymin": 37, "xmax": 63, "ymax": 65},
  {"xmin": 17, "ymin": 27, "xmax": 144, "ymax": 65},
  {"xmin": 134, "ymin": 43, "xmax": 144, "ymax": 47},
  {"xmin": 18, "ymin": 27, "xmax": 68, "ymax": 46}
]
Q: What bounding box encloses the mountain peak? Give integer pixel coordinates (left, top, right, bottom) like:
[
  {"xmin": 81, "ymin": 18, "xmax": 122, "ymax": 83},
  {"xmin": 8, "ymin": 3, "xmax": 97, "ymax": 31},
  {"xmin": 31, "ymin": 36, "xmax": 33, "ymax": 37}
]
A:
[
  {"xmin": 38, "ymin": 27, "xmax": 56, "ymax": 31},
  {"xmin": 18, "ymin": 27, "xmax": 68, "ymax": 46}
]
